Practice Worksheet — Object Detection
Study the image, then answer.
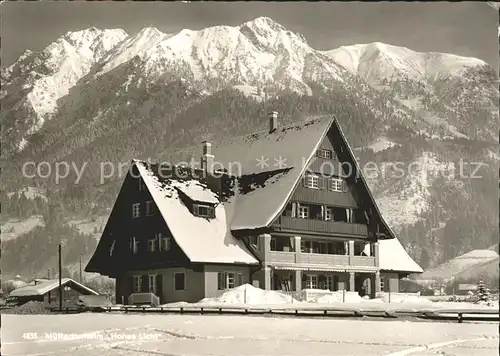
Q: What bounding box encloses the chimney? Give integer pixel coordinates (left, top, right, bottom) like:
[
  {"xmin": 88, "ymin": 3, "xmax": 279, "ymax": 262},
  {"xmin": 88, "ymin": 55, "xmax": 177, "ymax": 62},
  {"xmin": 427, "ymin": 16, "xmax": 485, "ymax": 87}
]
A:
[
  {"xmin": 269, "ymin": 111, "xmax": 278, "ymax": 133},
  {"xmin": 201, "ymin": 141, "xmax": 214, "ymax": 175}
]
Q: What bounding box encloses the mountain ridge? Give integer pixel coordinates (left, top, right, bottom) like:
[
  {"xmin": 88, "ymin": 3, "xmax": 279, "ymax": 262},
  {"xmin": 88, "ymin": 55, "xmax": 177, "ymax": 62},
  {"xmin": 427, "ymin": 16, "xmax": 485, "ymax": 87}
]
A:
[{"xmin": 1, "ymin": 16, "xmax": 498, "ymax": 280}]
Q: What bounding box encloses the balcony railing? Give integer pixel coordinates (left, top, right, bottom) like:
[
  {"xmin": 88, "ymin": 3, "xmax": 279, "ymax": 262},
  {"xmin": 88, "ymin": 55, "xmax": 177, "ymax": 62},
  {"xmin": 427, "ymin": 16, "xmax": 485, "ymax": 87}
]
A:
[
  {"xmin": 268, "ymin": 251, "xmax": 376, "ymax": 267},
  {"xmin": 275, "ymin": 216, "xmax": 368, "ymax": 237}
]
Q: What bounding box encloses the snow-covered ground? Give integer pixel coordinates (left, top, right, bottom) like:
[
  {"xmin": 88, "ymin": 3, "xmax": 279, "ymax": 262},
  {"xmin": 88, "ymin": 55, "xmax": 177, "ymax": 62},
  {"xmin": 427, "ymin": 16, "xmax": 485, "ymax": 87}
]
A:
[
  {"xmin": 2, "ymin": 313, "xmax": 498, "ymax": 356},
  {"xmin": 157, "ymin": 284, "xmax": 499, "ymax": 313}
]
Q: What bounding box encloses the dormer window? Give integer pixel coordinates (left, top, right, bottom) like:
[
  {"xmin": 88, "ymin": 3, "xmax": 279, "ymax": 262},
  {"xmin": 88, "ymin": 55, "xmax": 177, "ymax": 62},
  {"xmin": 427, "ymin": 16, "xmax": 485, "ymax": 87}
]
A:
[
  {"xmin": 316, "ymin": 149, "xmax": 332, "ymax": 159},
  {"xmin": 193, "ymin": 204, "xmax": 215, "ymax": 218}
]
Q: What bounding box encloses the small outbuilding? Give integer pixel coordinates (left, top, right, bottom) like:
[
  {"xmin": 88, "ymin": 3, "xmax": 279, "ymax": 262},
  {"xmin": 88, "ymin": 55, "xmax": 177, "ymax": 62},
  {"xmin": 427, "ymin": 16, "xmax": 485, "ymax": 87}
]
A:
[{"xmin": 8, "ymin": 278, "xmax": 99, "ymax": 306}]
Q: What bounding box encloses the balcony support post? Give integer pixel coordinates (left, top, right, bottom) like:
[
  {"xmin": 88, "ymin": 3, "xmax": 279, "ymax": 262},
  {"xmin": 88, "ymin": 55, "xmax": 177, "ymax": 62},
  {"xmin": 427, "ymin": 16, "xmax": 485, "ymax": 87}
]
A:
[
  {"xmin": 372, "ymin": 241, "xmax": 380, "ymax": 267},
  {"xmin": 263, "ymin": 266, "xmax": 272, "ymax": 290},
  {"xmin": 375, "ymin": 271, "xmax": 381, "ymax": 294},
  {"xmin": 294, "ymin": 236, "xmax": 301, "ymax": 263},
  {"xmin": 294, "ymin": 270, "xmax": 302, "ymax": 293},
  {"xmin": 349, "ymin": 272, "xmax": 355, "ymax": 292}
]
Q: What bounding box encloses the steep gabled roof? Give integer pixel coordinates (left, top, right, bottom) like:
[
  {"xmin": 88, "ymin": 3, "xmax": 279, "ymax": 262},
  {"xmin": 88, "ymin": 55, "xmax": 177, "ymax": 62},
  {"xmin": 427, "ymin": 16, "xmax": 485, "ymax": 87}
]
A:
[
  {"xmin": 203, "ymin": 115, "xmax": 397, "ymax": 238},
  {"xmin": 378, "ymin": 238, "xmax": 423, "ymax": 274},
  {"xmin": 9, "ymin": 278, "xmax": 98, "ymax": 297},
  {"xmin": 134, "ymin": 160, "xmax": 259, "ymax": 265}
]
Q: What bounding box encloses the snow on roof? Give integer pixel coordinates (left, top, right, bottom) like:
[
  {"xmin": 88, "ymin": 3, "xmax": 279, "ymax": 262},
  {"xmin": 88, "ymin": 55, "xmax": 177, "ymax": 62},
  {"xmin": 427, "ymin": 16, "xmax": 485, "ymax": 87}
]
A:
[
  {"xmin": 212, "ymin": 116, "xmax": 333, "ymax": 230},
  {"xmin": 170, "ymin": 179, "xmax": 219, "ymax": 204},
  {"xmin": 135, "ymin": 161, "xmax": 259, "ymax": 265},
  {"xmin": 9, "ymin": 278, "xmax": 98, "ymax": 297},
  {"xmin": 378, "ymin": 238, "xmax": 423, "ymax": 274}
]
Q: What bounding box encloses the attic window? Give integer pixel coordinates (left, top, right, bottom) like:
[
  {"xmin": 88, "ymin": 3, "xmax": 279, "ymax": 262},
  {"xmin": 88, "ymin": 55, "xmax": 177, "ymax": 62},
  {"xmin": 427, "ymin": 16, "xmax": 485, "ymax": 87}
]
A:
[
  {"xmin": 316, "ymin": 149, "xmax": 332, "ymax": 159},
  {"xmin": 303, "ymin": 174, "xmax": 323, "ymax": 189},
  {"xmin": 193, "ymin": 204, "xmax": 215, "ymax": 218},
  {"xmin": 328, "ymin": 178, "xmax": 344, "ymax": 192}
]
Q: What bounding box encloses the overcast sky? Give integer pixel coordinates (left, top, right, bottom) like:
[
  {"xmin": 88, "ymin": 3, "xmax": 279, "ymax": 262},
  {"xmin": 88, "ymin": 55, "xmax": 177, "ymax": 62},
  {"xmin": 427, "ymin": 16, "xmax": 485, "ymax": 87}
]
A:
[{"xmin": 1, "ymin": 1, "xmax": 498, "ymax": 68}]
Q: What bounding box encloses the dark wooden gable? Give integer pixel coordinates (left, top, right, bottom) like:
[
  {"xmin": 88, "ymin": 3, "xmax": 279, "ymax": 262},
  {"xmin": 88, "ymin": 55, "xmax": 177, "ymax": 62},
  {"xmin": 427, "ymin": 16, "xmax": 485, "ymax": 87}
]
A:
[
  {"xmin": 85, "ymin": 165, "xmax": 190, "ymax": 276},
  {"xmin": 269, "ymin": 118, "xmax": 394, "ymax": 240}
]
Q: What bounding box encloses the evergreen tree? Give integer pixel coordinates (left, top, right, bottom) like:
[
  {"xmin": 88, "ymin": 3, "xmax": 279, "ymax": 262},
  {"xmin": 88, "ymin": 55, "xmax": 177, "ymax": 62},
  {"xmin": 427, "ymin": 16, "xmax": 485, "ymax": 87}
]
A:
[{"xmin": 475, "ymin": 280, "xmax": 491, "ymax": 303}]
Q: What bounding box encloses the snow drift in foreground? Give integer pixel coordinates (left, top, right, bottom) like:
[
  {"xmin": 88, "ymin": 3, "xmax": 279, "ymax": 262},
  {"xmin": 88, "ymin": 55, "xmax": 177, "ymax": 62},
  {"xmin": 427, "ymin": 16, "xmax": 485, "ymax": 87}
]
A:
[{"xmin": 198, "ymin": 284, "xmax": 299, "ymax": 305}]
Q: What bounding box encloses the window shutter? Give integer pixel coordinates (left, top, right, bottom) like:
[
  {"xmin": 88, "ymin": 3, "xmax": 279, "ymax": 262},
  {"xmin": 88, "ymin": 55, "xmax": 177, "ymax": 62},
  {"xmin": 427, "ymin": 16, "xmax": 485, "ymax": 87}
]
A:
[
  {"xmin": 320, "ymin": 205, "xmax": 325, "ymax": 220},
  {"xmin": 291, "ymin": 202, "xmax": 296, "ymax": 218},
  {"xmin": 193, "ymin": 204, "xmax": 199, "ymax": 215},
  {"xmin": 302, "ymin": 175, "xmax": 308, "ymax": 187},
  {"xmin": 342, "ymin": 181, "xmax": 348, "ymax": 192},
  {"xmin": 296, "ymin": 202, "xmax": 301, "ymax": 217},
  {"xmin": 318, "ymin": 177, "xmax": 325, "ymax": 190},
  {"xmin": 141, "ymin": 275, "xmax": 148, "ymax": 293}
]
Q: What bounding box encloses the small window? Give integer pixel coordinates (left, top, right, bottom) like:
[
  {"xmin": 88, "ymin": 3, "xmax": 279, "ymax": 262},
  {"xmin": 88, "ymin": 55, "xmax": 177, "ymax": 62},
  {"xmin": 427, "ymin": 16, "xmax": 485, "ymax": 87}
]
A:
[
  {"xmin": 132, "ymin": 203, "xmax": 140, "ymax": 218},
  {"xmin": 304, "ymin": 174, "xmax": 319, "ymax": 189},
  {"xmin": 148, "ymin": 239, "xmax": 156, "ymax": 252},
  {"xmin": 324, "ymin": 276, "xmax": 335, "ymax": 291},
  {"xmin": 148, "ymin": 275, "xmax": 157, "ymax": 293},
  {"xmin": 325, "ymin": 208, "xmax": 333, "ymax": 221},
  {"xmin": 133, "ymin": 276, "xmax": 142, "ymax": 293},
  {"xmin": 306, "ymin": 275, "xmax": 318, "ymax": 289},
  {"xmin": 317, "ymin": 149, "xmax": 332, "ymax": 159},
  {"xmin": 217, "ymin": 272, "xmax": 238, "ymax": 290},
  {"xmin": 298, "ymin": 206, "xmax": 309, "ymax": 219},
  {"xmin": 146, "ymin": 201, "xmax": 154, "ymax": 216},
  {"xmin": 329, "ymin": 178, "xmax": 343, "ymax": 192},
  {"xmin": 159, "ymin": 234, "xmax": 171, "ymax": 252},
  {"xmin": 193, "ymin": 204, "xmax": 215, "ymax": 218},
  {"xmin": 174, "ymin": 272, "xmax": 185, "ymax": 291}
]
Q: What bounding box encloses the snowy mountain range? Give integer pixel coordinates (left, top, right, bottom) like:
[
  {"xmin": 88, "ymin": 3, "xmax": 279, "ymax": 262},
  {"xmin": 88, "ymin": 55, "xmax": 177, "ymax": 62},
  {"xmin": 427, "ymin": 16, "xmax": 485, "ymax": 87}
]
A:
[{"xmin": 1, "ymin": 17, "xmax": 498, "ymax": 279}]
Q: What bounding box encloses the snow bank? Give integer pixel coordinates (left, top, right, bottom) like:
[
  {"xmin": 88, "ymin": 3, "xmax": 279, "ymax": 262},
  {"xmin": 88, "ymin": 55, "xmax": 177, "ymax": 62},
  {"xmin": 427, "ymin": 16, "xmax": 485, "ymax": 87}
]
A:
[
  {"xmin": 198, "ymin": 284, "xmax": 298, "ymax": 305},
  {"xmin": 316, "ymin": 291, "xmax": 363, "ymax": 304}
]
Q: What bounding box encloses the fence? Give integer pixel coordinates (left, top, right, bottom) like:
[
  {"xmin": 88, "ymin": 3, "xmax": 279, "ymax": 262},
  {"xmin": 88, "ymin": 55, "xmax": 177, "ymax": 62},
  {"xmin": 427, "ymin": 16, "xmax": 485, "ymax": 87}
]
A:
[{"xmin": 44, "ymin": 304, "xmax": 499, "ymax": 323}]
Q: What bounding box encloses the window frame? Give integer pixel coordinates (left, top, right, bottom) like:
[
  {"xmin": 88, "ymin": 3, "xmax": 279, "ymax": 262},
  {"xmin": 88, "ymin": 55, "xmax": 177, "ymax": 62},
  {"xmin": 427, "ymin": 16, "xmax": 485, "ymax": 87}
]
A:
[
  {"xmin": 324, "ymin": 276, "xmax": 335, "ymax": 291},
  {"xmin": 298, "ymin": 206, "xmax": 309, "ymax": 219},
  {"xmin": 305, "ymin": 174, "xmax": 319, "ymax": 189},
  {"xmin": 217, "ymin": 272, "xmax": 240, "ymax": 290},
  {"xmin": 329, "ymin": 178, "xmax": 343, "ymax": 192},
  {"xmin": 174, "ymin": 272, "xmax": 186, "ymax": 291},
  {"xmin": 148, "ymin": 274, "xmax": 157, "ymax": 294},
  {"xmin": 159, "ymin": 236, "xmax": 171, "ymax": 252},
  {"xmin": 193, "ymin": 204, "xmax": 215, "ymax": 218},
  {"xmin": 133, "ymin": 275, "xmax": 142, "ymax": 293},
  {"xmin": 147, "ymin": 239, "xmax": 156, "ymax": 252},
  {"xmin": 132, "ymin": 203, "xmax": 141, "ymax": 218},
  {"xmin": 145, "ymin": 200, "xmax": 154, "ymax": 216},
  {"xmin": 317, "ymin": 149, "xmax": 333, "ymax": 159},
  {"xmin": 306, "ymin": 275, "xmax": 318, "ymax": 289}
]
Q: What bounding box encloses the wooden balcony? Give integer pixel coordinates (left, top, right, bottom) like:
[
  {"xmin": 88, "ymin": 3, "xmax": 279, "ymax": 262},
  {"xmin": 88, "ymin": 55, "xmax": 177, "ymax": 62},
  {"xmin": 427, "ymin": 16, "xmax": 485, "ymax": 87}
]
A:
[
  {"xmin": 267, "ymin": 251, "xmax": 376, "ymax": 267},
  {"xmin": 274, "ymin": 216, "xmax": 368, "ymax": 238}
]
